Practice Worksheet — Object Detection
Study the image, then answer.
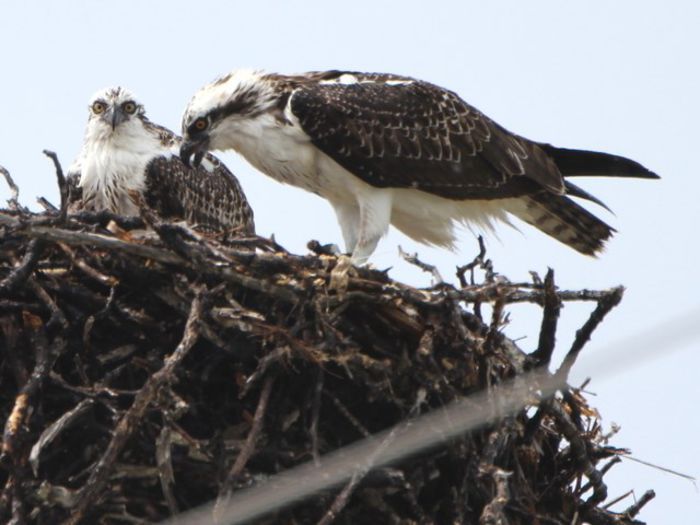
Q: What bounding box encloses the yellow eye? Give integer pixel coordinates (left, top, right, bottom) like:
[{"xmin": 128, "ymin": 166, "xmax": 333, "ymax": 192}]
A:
[
  {"xmin": 122, "ymin": 101, "xmax": 137, "ymax": 114},
  {"xmin": 193, "ymin": 118, "xmax": 208, "ymax": 131},
  {"xmin": 92, "ymin": 101, "xmax": 106, "ymax": 114}
]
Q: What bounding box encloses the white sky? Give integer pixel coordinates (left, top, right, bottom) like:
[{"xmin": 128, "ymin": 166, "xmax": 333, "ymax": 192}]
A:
[{"xmin": 1, "ymin": 1, "xmax": 698, "ymax": 522}]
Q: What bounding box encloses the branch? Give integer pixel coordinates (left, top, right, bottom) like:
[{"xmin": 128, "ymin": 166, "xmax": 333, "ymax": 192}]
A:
[
  {"xmin": 0, "ymin": 239, "xmax": 45, "ymax": 295},
  {"xmin": 215, "ymin": 374, "xmax": 276, "ymax": 520},
  {"xmin": 556, "ymin": 287, "xmax": 624, "ymax": 381},
  {"xmin": 42, "ymin": 150, "xmax": 68, "ymax": 222},
  {"xmin": 531, "ymin": 268, "xmax": 562, "ymax": 365},
  {"xmin": 0, "ymin": 165, "xmax": 20, "ymax": 211}
]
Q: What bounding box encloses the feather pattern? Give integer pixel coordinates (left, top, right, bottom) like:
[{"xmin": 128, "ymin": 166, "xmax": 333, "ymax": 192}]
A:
[
  {"xmin": 181, "ymin": 70, "xmax": 658, "ymax": 260},
  {"xmin": 69, "ymin": 87, "xmax": 254, "ymax": 234}
]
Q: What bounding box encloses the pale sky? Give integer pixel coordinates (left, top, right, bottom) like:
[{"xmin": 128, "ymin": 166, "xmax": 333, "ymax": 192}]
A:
[{"xmin": 1, "ymin": 1, "xmax": 698, "ymax": 522}]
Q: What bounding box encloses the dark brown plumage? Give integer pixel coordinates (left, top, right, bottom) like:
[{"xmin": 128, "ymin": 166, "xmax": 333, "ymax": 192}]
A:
[{"xmin": 287, "ymin": 73, "xmax": 658, "ymax": 255}]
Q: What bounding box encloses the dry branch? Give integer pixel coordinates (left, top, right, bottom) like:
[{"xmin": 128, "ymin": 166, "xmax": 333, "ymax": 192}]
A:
[{"xmin": 0, "ymin": 192, "xmax": 655, "ymax": 524}]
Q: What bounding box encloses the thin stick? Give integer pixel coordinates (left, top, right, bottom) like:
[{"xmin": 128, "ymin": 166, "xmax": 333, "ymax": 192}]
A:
[
  {"xmin": 531, "ymin": 268, "xmax": 562, "ymax": 365},
  {"xmin": 623, "ymin": 489, "xmax": 656, "ymax": 518},
  {"xmin": 0, "ymin": 239, "xmax": 44, "ymax": 295},
  {"xmin": 0, "ymin": 165, "xmax": 20, "ymax": 210},
  {"xmin": 43, "ymin": 150, "xmax": 68, "ymax": 222},
  {"xmin": 556, "ymin": 287, "xmax": 624, "ymax": 381},
  {"xmin": 215, "ymin": 374, "xmax": 276, "ymax": 521}
]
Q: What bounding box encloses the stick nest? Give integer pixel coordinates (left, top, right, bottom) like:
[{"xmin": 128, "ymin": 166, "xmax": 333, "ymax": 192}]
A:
[{"xmin": 0, "ymin": 162, "xmax": 653, "ymax": 524}]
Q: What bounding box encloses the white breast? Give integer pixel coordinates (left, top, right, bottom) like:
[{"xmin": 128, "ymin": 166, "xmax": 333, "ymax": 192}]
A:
[
  {"xmin": 212, "ymin": 112, "xmax": 364, "ymax": 203},
  {"xmin": 77, "ymin": 120, "xmax": 165, "ymax": 215}
]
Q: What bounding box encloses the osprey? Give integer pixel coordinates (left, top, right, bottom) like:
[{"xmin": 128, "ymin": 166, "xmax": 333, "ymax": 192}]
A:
[
  {"xmin": 180, "ymin": 70, "xmax": 658, "ymax": 262},
  {"xmin": 68, "ymin": 86, "xmax": 254, "ymax": 234}
]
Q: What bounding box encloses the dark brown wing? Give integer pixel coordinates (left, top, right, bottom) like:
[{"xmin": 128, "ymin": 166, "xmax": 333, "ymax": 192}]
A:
[
  {"xmin": 145, "ymin": 154, "xmax": 255, "ymax": 235},
  {"xmin": 289, "ymin": 77, "xmax": 565, "ymax": 200}
]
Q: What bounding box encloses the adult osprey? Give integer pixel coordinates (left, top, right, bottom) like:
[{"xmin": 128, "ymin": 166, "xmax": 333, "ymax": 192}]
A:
[
  {"xmin": 68, "ymin": 86, "xmax": 254, "ymax": 234},
  {"xmin": 179, "ymin": 70, "xmax": 657, "ymax": 262}
]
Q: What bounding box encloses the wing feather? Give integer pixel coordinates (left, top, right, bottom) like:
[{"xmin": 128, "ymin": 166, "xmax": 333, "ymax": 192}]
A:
[
  {"xmin": 290, "ymin": 77, "xmax": 566, "ymax": 199},
  {"xmin": 145, "ymin": 154, "xmax": 255, "ymax": 234}
]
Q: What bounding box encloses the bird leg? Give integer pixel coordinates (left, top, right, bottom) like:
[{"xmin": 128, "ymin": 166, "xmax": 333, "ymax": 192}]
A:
[
  {"xmin": 330, "ymin": 200, "xmax": 361, "ymax": 255},
  {"xmin": 350, "ymin": 190, "xmax": 393, "ymax": 265}
]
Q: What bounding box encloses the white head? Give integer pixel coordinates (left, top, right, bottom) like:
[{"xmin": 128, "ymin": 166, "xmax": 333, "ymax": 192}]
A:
[
  {"xmin": 180, "ymin": 69, "xmax": 280, "ymax": 167},
  {"xmin": 83, "ymin": 87, "xmax": 148, "ymax": 140}
]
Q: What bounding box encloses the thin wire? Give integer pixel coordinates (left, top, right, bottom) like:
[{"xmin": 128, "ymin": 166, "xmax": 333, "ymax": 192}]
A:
[{"xmin": 164, "ymin": 307, "xmax": 700, "ymax": 525}]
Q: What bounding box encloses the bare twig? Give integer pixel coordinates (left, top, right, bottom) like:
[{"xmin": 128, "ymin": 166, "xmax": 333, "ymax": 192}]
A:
[
  {"xmin": 479, "ymin": 466, "xmax": 511, "ymax": 525},
  {"xmin": 556, "ymin": 287, "xmax": 624, "ymax": 381},
  {"xmin": 398, "ymin": 246, "xmax": 443, "ymax": 284},
  {"xmin": 622, "ymin": 490, "xmax": 656, "ymax": 518},
  {"xmin": 156, "ymin": 424, "xmax": 179, "ymax": 516},
  {"xmin": 0, "ymin": 239, "xmax": 44, "ymax": 295},
  {"xmin": 2, "ymin": 313, "xmax": 66, "ymax": 462},
  {"xmin": 43, "ymin": 150, "xmax": 68, "ymax": 222},
  {"xmin": 310, "ymin": 368, "xmax": 324, "ymax": 466},
  {"xmin": 531, "ymin": 268, "xmax": 562, "ymax": 365},
  {"xmin": 0, "ymin": 165, "xmax": 21, "ymax": 210},
  {"xmin": 215, "ymin": 374, "xmax": 276, "ymax": 521}
]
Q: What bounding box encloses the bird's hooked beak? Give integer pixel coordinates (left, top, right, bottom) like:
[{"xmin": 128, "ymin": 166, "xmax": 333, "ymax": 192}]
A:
[
  {"xmin": 180, "ymin": 136, "xmax": 208, "ymax": 168},
  {"xmin": 106, "ymin": 107, "xmax": 127, "ymax": 131}
]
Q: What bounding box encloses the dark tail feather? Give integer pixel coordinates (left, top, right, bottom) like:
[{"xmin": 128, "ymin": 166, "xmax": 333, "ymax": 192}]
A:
[
  {"xmin": 564, "ymin": 180, "xmax": 612, "ymax": 212},
  {"xmin": 539, "ymin": 144, "xmax": 660, "ymax": 179},
  {"xmin": 506, "ymin": 192, "xmax": 615, "ymax": 256}
]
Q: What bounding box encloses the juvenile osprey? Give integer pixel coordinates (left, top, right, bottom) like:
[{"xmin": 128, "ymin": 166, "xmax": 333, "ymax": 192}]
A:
[
  {"xmin": 68, "ymin": 86, "xmax": 254, "ymax": 234},
  {"xmin": 180, "ymin": 70, "xmax": 657, "ymax": 262}
]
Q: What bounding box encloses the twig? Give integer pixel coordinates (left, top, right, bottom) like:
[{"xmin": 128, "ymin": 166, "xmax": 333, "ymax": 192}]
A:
[
  {"xmin": 57, "ymin": 242, "xmax": 118, "ymax": 287},
  {"xmin": 156, "ymin": 424, "xmax": 179, "ymax": 516},
  {"xmin": 619, "ymin": 454, "xmax": 696, "ymax": 481},
  {"xmin": 68, "ymin": 210, "xmax": 145, "ymax": 229},
  {"xmin": 29, "ymin": 399, "xmax": 95, "ymax": 476},
  {"xmin": 479, "ymin": 466, "xmax": 511, "ymax": 525},
  {"xmin": 27, "ymin": 277, "xmax": 68, "ymax": 330},
  {"xmin": 531, "ymin": 268, "xmax": 562, "ymax": 365},
  {"xmin": 36, "ymin": 197, "xmax": 58, "ymax": 213},
  {"xmin": 310, "ymin": 368, "xmax": 324, "ymax": 466},
  {"xmin": 0, "ymin": 239, "xmax": 44, "ymax": 295},
  {"xmin": 456, "ymin": 235, "xmax": 488, "ymax": 287},
  {"xmin": 622, "ymin": 490, "xmax": 656, "ymax": 518},
  {"xmin": 215, "ymin": 374, "xmax": 276, "ymax": 521},
  {"xmin": 42, "ymin": 150, "xmax": 68, "ymax": 222},
  {"xmin": 398, "ymin": 246, "xmax": 443, "ymax": 284},
  {"xmin": 602, "ymin": 489, "xmax": 633, "ymax": 510},
  {"xmin": 325, "ymin": 393, "xmax": 371, "ymax": 438},
  {"xmin": 556, "ymin": 287, "xmax": 624, "ymax": 381},
  {"xmin": 64, "ymin": 289, "xmax": 206, "ymax": 524},
  {"xmin": 0, "ymin": 165, "xmax": 20, "ymax": 210},
  {"xmin": 579, "ymin": 457, "xmax": 622, "ymax": 494}
]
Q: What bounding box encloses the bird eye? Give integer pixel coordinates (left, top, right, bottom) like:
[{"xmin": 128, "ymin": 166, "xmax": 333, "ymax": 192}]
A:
[
  {"xmin": 193, "ymin": 118, "xmax": 208, "ymax": 132},
  {"xmin": 122, "ymin": 101, "xmax": 137, "ymax": 114},
  {"xmin": 91, "ymin": 101, "xmax": 106, "ymax": 114}
]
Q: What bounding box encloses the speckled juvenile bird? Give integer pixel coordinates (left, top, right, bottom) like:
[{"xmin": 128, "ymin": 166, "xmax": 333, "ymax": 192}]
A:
[
  {"xmin": 179, "ymin": 70, "xmax": 658, "ymax": 262},
  {"xmin": 68, "ymin": 86, "xmax": 254, "ymax": 234}
]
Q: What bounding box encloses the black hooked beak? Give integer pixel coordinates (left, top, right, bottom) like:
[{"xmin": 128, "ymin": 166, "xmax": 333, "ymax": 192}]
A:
[
  {"xmin": 180, "ymin": 136, "xmax": 208, "ymax": 168},
  {"xmin": 109, "ymin": 107, "xmax": 127, "ymax": 130}
]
